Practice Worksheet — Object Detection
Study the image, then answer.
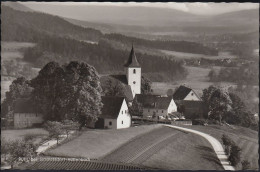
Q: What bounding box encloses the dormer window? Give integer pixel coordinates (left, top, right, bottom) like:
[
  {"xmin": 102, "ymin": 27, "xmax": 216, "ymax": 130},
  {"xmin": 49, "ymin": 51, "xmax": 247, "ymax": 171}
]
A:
[{"xmin": 133, "ymin": 69, "xmax": 136, "ymax": 74}]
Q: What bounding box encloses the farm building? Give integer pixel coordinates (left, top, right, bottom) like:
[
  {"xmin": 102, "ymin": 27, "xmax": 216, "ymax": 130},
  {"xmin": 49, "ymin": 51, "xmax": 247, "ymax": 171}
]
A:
[
  {"xmin": 95, "ymin": 96, "xmax": 131, "ymax": 129},
  {"xmin": 13, "ymin": 98, "xmax": 43, "ymax": 129},
  {"xmin": 175, "ymin": 100, "xmax": 205, "ymax": 119},
  {"xmin": 172, "ymin": 85, "xmax": 201, "ymax": 101},
  {"xmin": 134, "ymin": 94, "xmax": 177, "ymax": 119}
]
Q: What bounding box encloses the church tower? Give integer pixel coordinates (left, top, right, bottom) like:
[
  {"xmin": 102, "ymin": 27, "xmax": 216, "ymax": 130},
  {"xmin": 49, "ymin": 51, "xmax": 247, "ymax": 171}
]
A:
[{"xmin": 124, "ymin": 44, "xmax": 141, "ymax": 97}]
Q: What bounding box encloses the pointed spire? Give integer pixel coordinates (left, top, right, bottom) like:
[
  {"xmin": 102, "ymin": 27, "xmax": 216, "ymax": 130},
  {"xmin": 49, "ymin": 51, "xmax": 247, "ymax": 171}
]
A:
[{"xmin": 124, "ymin": 43, "xmax": 140, "ymax": 67}]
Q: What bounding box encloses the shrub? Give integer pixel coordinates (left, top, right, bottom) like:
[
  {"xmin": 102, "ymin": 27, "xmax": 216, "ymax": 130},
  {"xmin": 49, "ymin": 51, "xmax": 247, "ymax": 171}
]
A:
[
  {"xmin": 228, "ymin": 144, "xmax": 241, "ymax": 166},
  {"xmin": 241, "ymin": 160, "xmax": 251, "ymax": 170},
  {"xmin": 192, "ymin": 119, "xmax": 206, "ymax": 125}
]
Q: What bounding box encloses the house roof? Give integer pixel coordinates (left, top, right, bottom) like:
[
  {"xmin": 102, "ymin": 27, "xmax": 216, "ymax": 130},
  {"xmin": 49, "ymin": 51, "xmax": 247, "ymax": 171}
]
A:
[
  {"xmin": 172, "ymin": 85, "xmax": 192, "ymax": 100},
  {"xmin": 124, "ymin": 44, "xmax": 140, "ymax": 68},
  {"xmin": 135, "ymin": 94, "xmax": 172, "ymax": 109},
  {"xmin": 14, "ymin": 98, "xmax": 36, "ymax": 113},
  {"xmin": 100, "ymin": 96, "xmax": 125, "ymax": 119}
]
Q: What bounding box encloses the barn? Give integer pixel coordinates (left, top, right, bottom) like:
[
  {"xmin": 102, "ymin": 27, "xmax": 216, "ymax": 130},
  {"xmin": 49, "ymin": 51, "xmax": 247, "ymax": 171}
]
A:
[
  {"xmin": 13, "ymin": 98, "xmax": 43, "ymax": 129},
  {"xmin": 95, "ymin": 96, "xmax": 131, "ymax": 129}
]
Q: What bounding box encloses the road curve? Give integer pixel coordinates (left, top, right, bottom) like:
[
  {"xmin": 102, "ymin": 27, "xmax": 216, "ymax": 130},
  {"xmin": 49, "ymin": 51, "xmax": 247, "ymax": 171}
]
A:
[{"xmin": 164, "ymin": 125, "xmax": 235, "ymax": 171}]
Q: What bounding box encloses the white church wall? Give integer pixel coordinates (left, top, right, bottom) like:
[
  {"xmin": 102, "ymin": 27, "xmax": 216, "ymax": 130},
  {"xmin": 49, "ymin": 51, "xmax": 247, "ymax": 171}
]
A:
[
  {"xmin": 127, "ymin": 67, "xmax": 141, "ymax": 97},
  {"xmin": 117, "ymin": 99, "xmax": 131, "ymax": 129}
]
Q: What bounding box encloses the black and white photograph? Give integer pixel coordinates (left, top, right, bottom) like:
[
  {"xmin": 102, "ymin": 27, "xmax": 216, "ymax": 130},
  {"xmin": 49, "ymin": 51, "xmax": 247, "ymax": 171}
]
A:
[{"xmin": 1, "ymin": 1, "xmax": 259, "ymax": 170}]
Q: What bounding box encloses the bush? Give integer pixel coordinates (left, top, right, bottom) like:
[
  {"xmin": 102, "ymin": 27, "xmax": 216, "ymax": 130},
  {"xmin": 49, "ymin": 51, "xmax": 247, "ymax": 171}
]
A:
[
  {"xmin": 192, "ymin": 119, "xmax": 206, "ymax": 125},
  {"xmin": 241, "ymin": 160, "xmax": 251, "ymax": 170},
  {"xmin": 228, "ymin": 144, "xmax": 241, "ymax": 166}
]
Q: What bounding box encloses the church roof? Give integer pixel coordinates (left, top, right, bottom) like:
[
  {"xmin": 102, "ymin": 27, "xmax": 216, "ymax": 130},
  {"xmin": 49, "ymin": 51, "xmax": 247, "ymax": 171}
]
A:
[
  {"xmin": 135, "ymin": 94, "xmax": 173, "ymax": 109},
  {"xmin": 124, "ymin": 44, "xmax": 141, "ymax": 68},
  {"xmin": 100, "ymin": 96, "xmax": 125, "ymax": 119},
  {"xmin": 172, "ymin": 85, "xmax": 192, "ymax": 100}
]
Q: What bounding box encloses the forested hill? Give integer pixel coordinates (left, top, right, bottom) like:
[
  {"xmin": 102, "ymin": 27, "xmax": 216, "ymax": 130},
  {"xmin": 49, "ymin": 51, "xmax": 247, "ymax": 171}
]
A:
[
  {"xmin": 1, "ymin": 6, "xmax": 103, "ymax": 42},
  {"xmin": 1, "ymin": 5, "xmax": 187, "ymax": 81},
  {"xmin": 104, "ymin": 33, "xmax": 218, "ymax": 55}
]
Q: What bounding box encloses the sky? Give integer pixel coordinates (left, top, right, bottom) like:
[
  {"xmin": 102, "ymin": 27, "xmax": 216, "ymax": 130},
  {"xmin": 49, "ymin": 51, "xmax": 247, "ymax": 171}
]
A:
[{"xmin": 21, "ymin": 2, "xmax": 258, "ymax": 15}]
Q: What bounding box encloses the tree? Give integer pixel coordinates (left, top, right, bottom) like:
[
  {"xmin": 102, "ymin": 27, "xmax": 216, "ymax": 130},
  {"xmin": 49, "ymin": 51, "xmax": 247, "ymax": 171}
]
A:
[
  {"xmin": 30, "ymin": 62, "xmax": 65, "ymax": 121},
  {"xmin": 221, "ymin": 134, "xmax": 234, "ymax": 155},
  {"xmin": 201, "ymin": 85, "xmax": 218, "ymax": 118},
  {"xmin": 208, "ymin": 88, "xmax": 232, "ymax": 124},
  {"xmin": 103, "ymin": 79, "xmax": 125, "ymax": 97},
  {"xmin": 129, "ymin": 99, "xmax": 143, "ymax": 117},
  {"xmin": 62, "ymin": 120, "xmax": 79, "ymax": 138},
  {"xmin": 228, "ymin": 144, "xmax": 241, "ymax": 166},
  {"xmin": 44, "ymin": 121, "xmax": 64, "ymax": 145},
  {"xmin": 2, "ymin": 77, "xmax": 31, "ymax": 117},
  {"xmin": 177, "ymin": 104, "xmax": 186, "ymax": 115},
  {"xmin": 241, "ymin": 160, "xmax": 251, "ymax": 170},
  {"xmin": 141, "ymin": 76, "xmax": 152, "ymax": 95},
  {"xmin": 8, "ymin": 139, "xmax": 36, "ymax": 169},
  {"xmin": 166, "ymin": 89, "xmax": 174, "ymax": 97},
  {"xmin": 63, "ymin": 61, "xmax": 103, "ymax": 129},
  {"xmin": 208, "ymin": 69, "xmax": 218, "ymax": 81},
  {"xmin": 1, "ymin": 138, "xmax": 9, "ymax": 161}
]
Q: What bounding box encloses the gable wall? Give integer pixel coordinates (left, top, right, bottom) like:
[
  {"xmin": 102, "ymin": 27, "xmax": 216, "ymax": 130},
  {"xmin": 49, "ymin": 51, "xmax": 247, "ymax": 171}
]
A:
[
  {"xmin": 117, "ymin": 99, "xmax": 131, "ymax": 129},
  {"xmin": 184, "ymin": 90, "xmax": 201, "ymax": 101}
]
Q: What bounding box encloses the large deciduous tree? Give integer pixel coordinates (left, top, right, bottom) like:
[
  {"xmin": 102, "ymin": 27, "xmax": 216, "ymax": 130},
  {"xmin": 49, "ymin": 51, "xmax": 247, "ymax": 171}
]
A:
[
  {"xmin": 62, "ymin": 61, "xmax": 103, "ymax": 129},
  {"xmin": 31, "ymin": 61, "xmax": 103, "ymax": 129},
  {"xmin": 30, "ymin": 62, "xmax": 64, "ymax": 121},
  {"xmin": 208, "ymin": 88, "xmax": 232, "ymax": 124}
]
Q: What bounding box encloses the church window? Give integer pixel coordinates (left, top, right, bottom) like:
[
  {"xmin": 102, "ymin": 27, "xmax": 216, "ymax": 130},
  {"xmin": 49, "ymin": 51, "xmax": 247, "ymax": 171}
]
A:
[
  {"xmin": 125, "ymin": 110, "xmax": 127, "ymax": 113},
  {"xmin": 109, "ymin": 121, "xmax": 112, "ymax": 125},
  {"xmin": 162, "ymin": 110, "xmax": 164, "ymax": 113},
  {"xmin": 133, "ymin": 81, "xmax": 136, "ymax": 84},
  {"xmin": 122, "ymin": 111, "xmax": 123, "ymax": 114},
  {"xmin": 122, "ymin": 121, "xmax": 123, "ymax": 124},
  {"xmin": 133, "ymin": 69, "xmax": 136, "ymax": 74}
]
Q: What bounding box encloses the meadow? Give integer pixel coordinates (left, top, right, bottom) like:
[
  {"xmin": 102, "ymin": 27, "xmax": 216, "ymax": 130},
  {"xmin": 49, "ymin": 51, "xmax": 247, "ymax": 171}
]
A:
[
  {"xmin": 44, "ymin": 124, "xmax": 163, "ymax": 159},
  {"xmin": 1, "ymin": 128, "xmax": 49, "ymax": 145},
  {"xmin": 152, "ymin": 66, "xmax": 235, "ymax": 96}
]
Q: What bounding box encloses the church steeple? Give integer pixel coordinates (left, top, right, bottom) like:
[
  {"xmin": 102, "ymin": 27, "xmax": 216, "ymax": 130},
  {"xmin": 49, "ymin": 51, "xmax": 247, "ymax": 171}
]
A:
[
  {"xmin": 125, "ymin": 44, "xmax": 141, "ymax": 97},
  {"xmin": 124, "ymin": 44, "xmax": 140, "ymax": 67}
]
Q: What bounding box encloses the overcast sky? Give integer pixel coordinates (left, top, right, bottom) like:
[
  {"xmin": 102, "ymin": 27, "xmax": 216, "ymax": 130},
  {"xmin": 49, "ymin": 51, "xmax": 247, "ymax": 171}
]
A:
[{"xmin": 21, "ymin": 2, "xmax": 258, "ymax": 15}]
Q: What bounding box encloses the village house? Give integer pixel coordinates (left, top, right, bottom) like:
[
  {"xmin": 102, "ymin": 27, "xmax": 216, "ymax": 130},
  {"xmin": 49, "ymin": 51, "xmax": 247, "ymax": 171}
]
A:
[
  {"xmin": 134, "ymin": 95, "xmax": 177, "ymax": 120},
  {"xmin": 172, "ymin": 85, "xmax": 205, "ymax": 119},
  {"xmin": 95, "ymin": 96, "xmax": 131, "ymax": 129},
  {"xmin": 13, "ymin": 98, "xmax": 43, "ymax": 129}
]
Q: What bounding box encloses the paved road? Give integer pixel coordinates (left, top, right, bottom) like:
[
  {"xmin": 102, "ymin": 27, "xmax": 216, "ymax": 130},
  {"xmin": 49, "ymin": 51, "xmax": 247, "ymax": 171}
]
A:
[{"xmin": 164, "ymin": 125, "xmax": 235, "ymax": 171}]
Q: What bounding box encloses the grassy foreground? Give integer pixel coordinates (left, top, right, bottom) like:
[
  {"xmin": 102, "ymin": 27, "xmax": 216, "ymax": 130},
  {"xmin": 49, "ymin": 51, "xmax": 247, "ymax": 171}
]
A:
[{"xmin": 44, "ymin": 124, "xmax": 163, "ymax": 158}]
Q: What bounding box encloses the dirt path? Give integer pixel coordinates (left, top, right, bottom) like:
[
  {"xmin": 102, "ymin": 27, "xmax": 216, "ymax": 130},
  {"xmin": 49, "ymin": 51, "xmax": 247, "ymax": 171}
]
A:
[{"xmin": 164, "ymin": 125, "xmax": 235, "ymax": 171}]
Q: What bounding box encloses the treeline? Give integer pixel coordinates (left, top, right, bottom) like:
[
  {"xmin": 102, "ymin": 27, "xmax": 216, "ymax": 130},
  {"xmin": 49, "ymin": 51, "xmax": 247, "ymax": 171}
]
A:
[
  {"xmin": 1, "ymin": 6, "xmax": 102, "ymax": 42},
  {"xmin": 104, "ymin": 33, "xmax": 218, "ymax": 56},
  {"xmin": 23, "ymin": 36, "xmax": 188, "ymax": 80}
]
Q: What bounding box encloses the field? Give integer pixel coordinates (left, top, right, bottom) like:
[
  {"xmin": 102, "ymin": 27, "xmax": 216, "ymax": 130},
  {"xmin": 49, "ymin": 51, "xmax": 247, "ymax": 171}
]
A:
[
  {"xmin": 182, "ymin": 125, "xmax": 258, "ymax": 170},
  {"xmin": 152, "ymin": 66, "xmax": 235, "ymax": 96},
  {"xmin": 101, "ymin": 126, "xmax": 223, "ymax": 170},
  {"xmin": 1, "ymin": 128, "xmax": 49, "ymax": 145},
  {"xmin": 44, "ymin": 124, "xmax": 163, "ymax": 158},
  {"xmin": 1, "ymin": 42, "xmax": 35, "ymax": 61},
  {"xmin": 161, "ymin": 50, "xmax": 237, "ymax": 60}
]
